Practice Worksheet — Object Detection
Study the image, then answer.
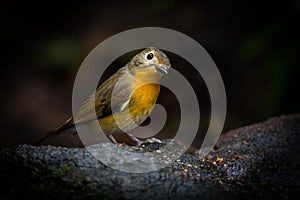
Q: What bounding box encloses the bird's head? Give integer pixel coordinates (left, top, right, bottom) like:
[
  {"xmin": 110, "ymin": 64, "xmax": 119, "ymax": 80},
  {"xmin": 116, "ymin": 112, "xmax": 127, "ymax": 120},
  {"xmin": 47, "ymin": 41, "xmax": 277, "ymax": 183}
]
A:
[{"xmin": 127, "ymin": 47, "xmax": 171, "ymax": 81}]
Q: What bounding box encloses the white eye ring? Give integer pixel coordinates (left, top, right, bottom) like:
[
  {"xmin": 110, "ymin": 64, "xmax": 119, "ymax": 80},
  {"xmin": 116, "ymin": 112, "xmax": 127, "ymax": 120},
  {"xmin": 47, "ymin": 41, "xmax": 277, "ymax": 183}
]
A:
[{"xmin": 145, "ymin": 52, "xmax": 154, "ymax": 60}]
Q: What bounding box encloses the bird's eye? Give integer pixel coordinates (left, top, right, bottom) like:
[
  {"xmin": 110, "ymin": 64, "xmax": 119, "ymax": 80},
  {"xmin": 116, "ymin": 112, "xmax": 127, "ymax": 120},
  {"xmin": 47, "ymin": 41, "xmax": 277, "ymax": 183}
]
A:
[{"xmin": 146, "ymin": 53, "xmax": 154, "ymax": 60}]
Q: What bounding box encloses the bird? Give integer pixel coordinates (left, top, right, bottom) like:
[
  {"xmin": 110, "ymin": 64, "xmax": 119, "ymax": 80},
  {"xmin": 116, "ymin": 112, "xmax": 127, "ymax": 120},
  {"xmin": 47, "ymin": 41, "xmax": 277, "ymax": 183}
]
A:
[{"xmin": 37, "ymin": 47, "xmax": 171, "ymax": 146}]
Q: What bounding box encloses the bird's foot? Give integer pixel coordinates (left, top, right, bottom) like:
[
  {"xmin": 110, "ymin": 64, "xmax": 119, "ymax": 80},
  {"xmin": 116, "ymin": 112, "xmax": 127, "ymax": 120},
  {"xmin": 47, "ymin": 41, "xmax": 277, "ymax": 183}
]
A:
[
  {"xmin": 135, "ymin": 137, "xmax": 162, "ymax": 147},
  {"xmin": 125, "ymin": 133, "xmax": 161, "ymax": 147},
  {"xmin": 143, "ymin": 137, "xmax": 162, "ymax": 144}
]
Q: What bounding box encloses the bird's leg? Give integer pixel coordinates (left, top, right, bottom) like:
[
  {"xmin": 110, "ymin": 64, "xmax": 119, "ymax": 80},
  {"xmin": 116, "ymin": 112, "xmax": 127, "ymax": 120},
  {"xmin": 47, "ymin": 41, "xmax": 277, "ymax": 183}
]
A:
[
  {"xmin": 107, "ymin": 134, "xmax": 118, "ymax": 144},
  {"xmin": 125, "ymin": 132, "xmax": 161, "ymax": 147}
]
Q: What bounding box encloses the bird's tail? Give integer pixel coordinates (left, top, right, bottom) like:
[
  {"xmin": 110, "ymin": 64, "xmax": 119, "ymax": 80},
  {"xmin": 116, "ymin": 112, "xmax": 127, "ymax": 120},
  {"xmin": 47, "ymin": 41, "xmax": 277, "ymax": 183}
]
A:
[{"xmin": 35, "ymin": 117, "xmax": 74, "ymax": 145}]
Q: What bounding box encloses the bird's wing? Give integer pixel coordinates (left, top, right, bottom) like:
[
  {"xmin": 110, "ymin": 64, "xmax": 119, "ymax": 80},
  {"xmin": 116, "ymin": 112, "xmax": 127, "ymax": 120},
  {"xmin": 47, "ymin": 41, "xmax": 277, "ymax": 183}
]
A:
[
  {"xmin": 36, "ymin": 67, "xmax": 134, "ymax": 144},
  {"xmin": 73, "ymin": 67, "xmax": 135, "ymax": 124}
]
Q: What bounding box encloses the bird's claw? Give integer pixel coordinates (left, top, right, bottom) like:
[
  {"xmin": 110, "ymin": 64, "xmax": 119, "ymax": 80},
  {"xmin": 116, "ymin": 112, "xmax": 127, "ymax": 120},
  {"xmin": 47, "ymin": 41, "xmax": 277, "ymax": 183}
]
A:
[
  {"xmin": 125, "ymin": 132, "xmax": 161, "ymax": 146},
  {"xmin": 135, "ymin": 137, "xmax": 161, "ymax": 147},
  {"xmin": 144, "ymin": 137, "xmax": 162, "ymax": 144}
]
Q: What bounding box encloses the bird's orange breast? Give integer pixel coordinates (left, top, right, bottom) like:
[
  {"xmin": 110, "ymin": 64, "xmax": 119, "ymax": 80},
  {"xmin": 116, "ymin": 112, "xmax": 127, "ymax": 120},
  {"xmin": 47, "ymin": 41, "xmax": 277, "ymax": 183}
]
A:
[
  {"xmin": 129, "ymin": 83, "xmax": 160, "ymax": 118},
  {"xmin": 98, "ymin": 83, "xmax": 160, "ymax": 134}
]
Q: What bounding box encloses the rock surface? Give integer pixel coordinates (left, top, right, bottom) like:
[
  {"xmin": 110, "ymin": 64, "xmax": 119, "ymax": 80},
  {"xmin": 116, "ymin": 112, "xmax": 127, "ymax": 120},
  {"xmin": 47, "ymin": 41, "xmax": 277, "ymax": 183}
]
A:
[{"xmin": 1, "ymin": 113, "xmax": 300, "ymax": 199}]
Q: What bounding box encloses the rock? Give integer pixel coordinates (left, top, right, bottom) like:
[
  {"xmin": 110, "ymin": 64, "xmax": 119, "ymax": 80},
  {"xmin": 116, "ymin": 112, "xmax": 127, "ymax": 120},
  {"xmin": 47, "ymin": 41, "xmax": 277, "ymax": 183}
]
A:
[{"xmin": 0, "ymin": 113, "xmax": 300, "ymax": 199}]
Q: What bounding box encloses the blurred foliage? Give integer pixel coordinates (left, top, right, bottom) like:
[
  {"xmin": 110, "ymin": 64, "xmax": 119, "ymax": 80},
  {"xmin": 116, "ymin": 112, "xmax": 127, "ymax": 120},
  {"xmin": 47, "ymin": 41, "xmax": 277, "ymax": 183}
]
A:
[
  {"xmin": 238, "ymin": 19, "xmax": 299, "ymax": 118},
  {"xmin": 35, "ymin": 38, "xmax": 81, "ymax": 72}
]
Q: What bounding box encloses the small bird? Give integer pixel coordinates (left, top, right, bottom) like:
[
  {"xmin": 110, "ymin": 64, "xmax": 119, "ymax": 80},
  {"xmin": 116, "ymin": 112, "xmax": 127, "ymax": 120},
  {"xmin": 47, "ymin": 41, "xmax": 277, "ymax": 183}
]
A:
[{"xmin": 37, "ymin": 47, "xmax": 171, "ymax": 146}]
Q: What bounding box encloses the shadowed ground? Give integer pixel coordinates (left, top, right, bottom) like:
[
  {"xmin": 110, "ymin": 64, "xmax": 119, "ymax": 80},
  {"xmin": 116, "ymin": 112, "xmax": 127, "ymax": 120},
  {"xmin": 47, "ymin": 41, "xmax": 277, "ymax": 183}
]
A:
[{"xmin": 0, "ymin": 113, "xmax": 299, "ymax": 199}]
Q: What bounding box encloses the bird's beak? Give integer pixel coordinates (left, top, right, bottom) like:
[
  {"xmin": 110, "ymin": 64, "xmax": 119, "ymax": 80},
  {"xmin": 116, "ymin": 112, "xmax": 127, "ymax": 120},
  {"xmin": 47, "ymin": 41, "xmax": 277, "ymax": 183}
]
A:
[{"xmin": 154, "ymin": 65, "xmax": 168, "ymax": 74}]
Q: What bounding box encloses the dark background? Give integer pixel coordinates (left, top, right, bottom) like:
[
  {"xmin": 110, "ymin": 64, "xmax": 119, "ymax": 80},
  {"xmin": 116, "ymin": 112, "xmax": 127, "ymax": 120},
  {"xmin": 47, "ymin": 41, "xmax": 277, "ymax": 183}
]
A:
[{"xmin": 1, "ymin": 1, "xmax": 299, "ymax": 146}]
